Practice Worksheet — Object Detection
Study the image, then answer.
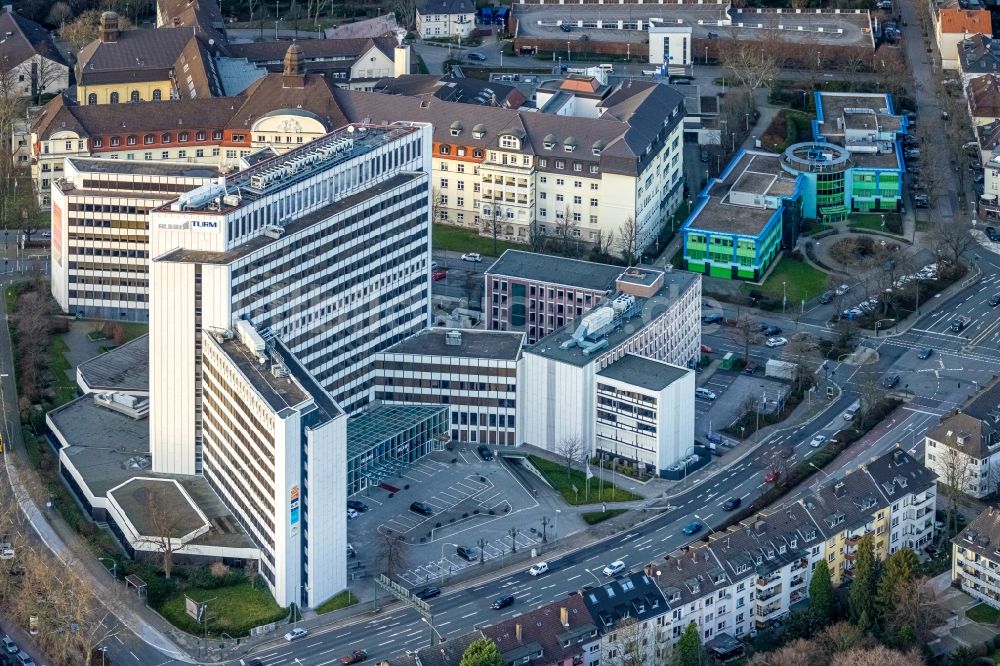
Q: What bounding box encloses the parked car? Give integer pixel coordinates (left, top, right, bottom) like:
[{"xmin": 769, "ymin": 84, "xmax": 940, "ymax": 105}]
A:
[
  {"xmin": 722, "ymin": 497, "xmax": 741, "ymax": 511},
  {"xmin": 765, "ymin": 337, "xmax": 788, "ymax": 348},
  {"xmin": 700, "ymin": 343, "xmax": 713, "ymax": 353},
  {"xmin": 431, "ymin": 268, "xmax": 447, "ymax": 281},
  {"xmin": 340, "ymin": 650, "xmax": 368, "ymax": 665},
  {"xmin": 682, "ymin": 520, "xmax": 702, "ymax": 536},
  {"xmin": 347, "ymin": 500, "xmax": 368, "ymax": 512},
  {"xmin": 603, "ymin": 560, "xmax": 627, "ymax": 576},
  {"xmin": 461, "ymin": 252, "xmax": 483, "ymax": 262},
  {"xmin": 701, "ymin": 150, "xmax": 709, "ymax": 163},
  {"xmin": 707, "ymin": 31, "xmax": 719, "ymax": 38},
  {"xmin": 695, "ymin": 387, "xmax": 717, "ymax": 400},
  {"xmin": 414, "ymin": 586, "xmax": 442, "ymax": 600},
  {"xmin": 560, "ymin": 23, "xmax": 573, "ymax": 31},
  {"xmin": 466, "ymin": 52, "xmax": 487, "ymax": 61},
  {"xmin": 701, "ymin": 313, "xmax": 724, "ymax": 324},
  {"xmin": 284, "ymin": 628, "xmax": 308, "ymax": 642},
  {"xmin": 744, "ymin": 361, "xmax": 759, "ymax": 375},
  {"xmin": 819, "ymin": 290, "xmax": 834, "ymax": 304},
  {"xmin": 841, "ymin": 308, "xmax": 862, "ymax": 319},
  {"xmin": 835, "ymin": 284, "xmax": 851, "ymax": 296},
  {"xmin": 477, "ymin": 445, "xmax": 494, "ymax": 461},
  {"xmin": 491, "ymin": 594, "xmax": 515, "ymax": 609},
  {"xmin": 762, "ymin": 326, "xmax": 782, "ymax": 336},
  {"xmin": 409, "ymin": 501, "xmax": 434, "ymax": 516},
  {"xmin": 347, "ymin": 543, "xmax": 356, "ymax": 558},
  {"xmin": 456, "ymin": 546, "xmax": 476, "ymax": 561},
  {"xmin": 883, "ymin": 374, "xmax": 900, "ymax": 389},
  {"xmin": 2, "ymin": 636, "xmax": 17, "ymax": 654},
  {"xmin": 987, "ymin": 227, "xmax": 1000, "ymax": 241},
  {"xmin": 346, "ymin": 508, "xmax": 359, "ymax": 520},
  {"xmin": 809, "ymin": 435, "xmax": 827, "ymax": 448},
  {"xmin": 917, "ymin": 347, "xmax": 933, "ymax": 359},
  {"xmin": 15, "ymin": 652, "xmax": 34, "ymax": 666},
  {"xmin": 764, "ymin": 468, "xmax": 781, "ymax": 484},
  {"xmin": 529, "ymin": 562, "xmax": 549, "ymax": 576}
]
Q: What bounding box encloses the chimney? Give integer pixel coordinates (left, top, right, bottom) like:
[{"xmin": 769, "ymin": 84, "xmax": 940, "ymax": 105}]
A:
[
  {"xmin": 515, "ymin": 623, "xmax": 522, "ymax": 642},
  {"xmin": 833, "ymin": 481, "xmax": 846, "ymax": 498},
  {"xmin": 560, "ymin": 607, "xmax": 569, "ymax": 628},
  {"xmin": 99, "ymin": 11, "xmax": 120, "ymax": 43},
  {"xmin": 394, "ymin": 44, "xmax": 412, "ymax": 78}
]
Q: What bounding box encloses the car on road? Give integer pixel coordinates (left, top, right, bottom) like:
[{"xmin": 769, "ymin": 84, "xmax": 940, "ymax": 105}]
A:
[
  {"xmin": 603, "ymin": 560, "xmax": 627, "ymax": 576},
  {"xmin": 701, "ymin": 313, "xmax": 724, "ymax": 324},
  {"xmin": 695, "ymin": 387, "xmax": 717, "ymax": 400},
  {"xmin": 560, "ymin": 23, "xmax": 573, "ymax": 31},
  {"xmin": 2, "ymin": 636, "xmax": 16, "ymax": 654},
  {"xmin": 842, "ymin": 308, "xmax": 862, "ymax": 319},
  {"xmin": 414, "ymin": 586, "xmax": 441, "ymax": 600},
  {"xmin": 456, "ymin": 546, "xmax": 476, "ymax": 561},
  {"xmin": 701, "ymin": 150, "xmax": 709, "ymax": 163},
  {"xmin": 529, "ymin": 562, "xmax": 549, "ymax": 576},
  {"xmin": 991, "ymin": 293, "xmax": 1000, "ymax": 307},
  {"xmin": 682, "ymin": 520, "xmax": 702, "ymax": 536},
  {"xmin": 987, "ymin": 227, "xmax": 1000, "ymax": 242},
  {"xmin": 465, "ymin": 52, "xmax": 487, "ymax": 61},
  {"xmin": 764, "ymin": 468, "xmax": 781, "ymax": 484},
  {"xmin": 491, "ymin": 594, "xmax": 515, "ymax": 609},
  {"xmin": 809, "ymin": 435, "xmax": 827, "ymax": 448},
  {"xmin": 722, "ymin": 497, "xmax": 741, "ymax": 511},
  {"xmin": 409, "ymin": 501, "xmax": 434, "ymax": 516},
  {"xmin": 835, "ymin": 284, "xmax": 851, "ymax": 296},
  {"xmin": 284, "ymin": 628, "xmax": 308, "ymax": 642},
  {"xmin": 340, "ymin": 650, "xmax": 368, "ymax": 665},
  {"xmin": 917, "ymin": 347, "xmax": 933, "ymax": 359},
  {"xmin": 819, "ymin": 290, "xmax": 834, "ymax": 304},
  {"xmin": 765, "ymin": 337, "xmax": 788, "ymax": 348},
  {"xmin": 347, "ymin": 500, "xmax": 368, "ymax": 512},
  {"xmin": 346, "ymin": 507, "xmax": 358, "ymax": 520},
  {"xmin": 700, "ymin": 343, "xmax": 713, "ymax": 353},
  {"xmin": 432, "ymin": 268, "xmax": 447, "ymax": 281},
  {"xmin": 477, "ymin": 445, "xmax": 494, "ymax": 461},
  {"xmin": 762, "ymin": 326, "xmax": 782, "ymax": 336},
  {"xmin": 707, "ymin": 31, "xmax": 719, "ymax": 38},
  {"xmin": 883, "ymin": 374, "xmax": 900, "ymax": 389},
  {"xmin": 461, "ymin": 252, "xmax": 483, "ymax": 262}
]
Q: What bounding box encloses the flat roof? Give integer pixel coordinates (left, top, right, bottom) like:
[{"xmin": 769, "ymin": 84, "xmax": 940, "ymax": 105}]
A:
[
  {"xmin": 686, "ymin": 151, "xmax": 793, "ymax": 236},
  {"xmin": 69, "ymin": 157, "xmax": 221, "ymax": 178},
  {"xmin": 216, "ymin": 337, "xmax": 308, "ymax": 413},
  {"xmin": 347, "ymin": 404, "xmax": 447, "ymax": 461},
  {"xmin": 108, "ymin": 478, "xmax": 206, "ymax": 538},
  {"xmin": 77, "ymin": 334, "xmax": 149, "ymax": 393},
  {"xmin": 486, "ymin": 250, "xmax": 624, "ymax": 292},
  {"xmin": 527, "ymin": 270, "xmax": 697, "ymax": 367},
  {"xmin": 817, "ymin": 92, "xmax": 895, "ymax": 136},
  {"xmin": 597, "ymin": 353, "xmax": 689, "ymax": 391},
  {"xmin": 157, "ymin": 172, "xmax": 422, "ymax": 266},
  {"xmin": 385, "ymin": 329, "xmax": 524, "ymax": 360}
]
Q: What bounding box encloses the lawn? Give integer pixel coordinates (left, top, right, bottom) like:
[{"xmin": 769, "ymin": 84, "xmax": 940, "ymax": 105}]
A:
[
  {"xmin": 581, "ymin": 509, "xmax": 627, "ymax": 525},
  {"xmin": 159, "ymin": 581, "xmax": 287, "ymax": 637},
  {"xmin": 967, "ymin": 603, "xmax": 1000, "ymax": 625},
  {"xmin": 47, "ymin": 334, "xmax": 77, "ymax": 408},
  {"xmin": 120, "ymin": 322, "xmax": 149, "ymax": 342},
  {"xmin": 316, "ymin": 590, "xmax": 358, "ymax": 615},
  {"xmin": 742, "ymin": 256, "xmax": 828, "ymax": 304},
  {"xmin": 848, "ymin": 213, "xmax": 903, "ymax": 235},
  {"xmin": 433, "ymin": 223, "xmax": 527, "ymax": 257},
  {"xmin": 527, "ymin": 455, "xmax": 642, "ymax": 505}
]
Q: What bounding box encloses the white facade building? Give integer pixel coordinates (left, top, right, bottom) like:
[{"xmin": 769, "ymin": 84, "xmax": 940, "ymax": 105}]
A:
[
  {"xmin": 954, "ymin": 507, "xmax": 1000, "ymax": 609},
  {"xmin": 924, "ymin": 410, "xmax": 1000, "ymax": 499},
  {"xmin": 50, "ymin": 158, "xmax": 220, "ymax": 321},
  {"xmin": 595, "ymin": 354, "xmax": 695, "ymax": 477},
  {"xmin": 415, "ymin": 0, "xmax": 475, "ymax": 38},
  {"xmin": 647, "ymin": 24, "xmax": 693, "ymax": 70}
]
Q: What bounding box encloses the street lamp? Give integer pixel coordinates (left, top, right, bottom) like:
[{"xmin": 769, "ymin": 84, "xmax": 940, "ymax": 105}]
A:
[
  {"xmin": 567, "ymin": 41, "xmax": 571, "ymax": 62},
  {"xmin": 808, "ymin": 462, "xmax": 832, "ymax": 480},
  {"xmin": 693, "ymin": 513, "xmax": 718, "ymax": 538},
  {"xmin": 782, "ymin": 281, "xmax": 787, "ymax": 313},
  {"xmin": 745, "ymin": 113, "xmax": 750, "ymax": 132},
  {"xmin": 98, "ymin": 556, "xmax": 117, "ymax": 581},
  {"xmin": 439, "ymin": 542, "xmax": 460, "ymax": 584},
  {"xmin": 554, "ymin": 509, "xmax": 561, "ymax": 541}
]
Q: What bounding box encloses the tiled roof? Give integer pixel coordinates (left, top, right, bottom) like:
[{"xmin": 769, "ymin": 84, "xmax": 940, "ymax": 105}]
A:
[
  {"xmin": 157, "ymin": 0, "xmax": 225, "ymax": 31},
  {"xmin": 939, "ymin": 7, "xmax": 991, "ymax": 34},
  {"xmin": 76, "ymin": 28, "xmax": 212, "ymax": 86},
  {"xmin": 926, "ymin": 412, "xmax": 996, "ymax": 459},
  {"xmin": 863, "ymin": 447, "xmax": 937, "ymax": 502},
  {"xmin": 228, "ymin": 73, "xmax": 348, "ymax": 131},
  {"xmin": 174, "ymin": 35, "xmax": 223, "ymax": 98},
  {"xmin": 581, "ymin": 572, "xmax": 668, "ymax": 631},
  {"xmin": 228, "ymin": 37, "xmax": 396, "ymax": 63},
  {"xmin": 416, "ymin": 0, "xmax": 475, "ymax": 15},
  {"xmin": 958, "ymin": 34, "xmax": 1000, "ymax": 74},
  {"xmin": 969, "ymin": 75, "xmax": 1000, "ymax": 118},
  {"xmin": 0, "ymin": 11, "xmax": 67, "ymax": 68},
  {"xmin": 709, "ymin": 503, "xmax": 820, "ymax": 581},
  {"xmin": 373, "ymin": 74, "xmax": 526, "ymax": 109},
  {"xmin": 955, "ymin": 506, "xmax": 1000, "ymax": 561},
  {"xmin": 482, "ymin": 594, "xmax": 596, "ymax": 665}
]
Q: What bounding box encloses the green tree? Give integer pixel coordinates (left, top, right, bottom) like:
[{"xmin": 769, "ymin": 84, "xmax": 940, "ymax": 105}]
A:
[
  {"xmin": 875, "ymin": 548, "xmax": 918, "ymax": 635},
  {"xmin": 808, "ymin": 558, "xmax": 835, "ymax": 622},
  {"xmin": 459, "ymin": 638, "xmax": 503, "ymax": 666},
  {"xmin": 848, "ymin": 537, "xmax": 881, "ymax": 629},
  {"xmin": 674, "ymin": 621, "xmax": 704, "ymax": 666}
]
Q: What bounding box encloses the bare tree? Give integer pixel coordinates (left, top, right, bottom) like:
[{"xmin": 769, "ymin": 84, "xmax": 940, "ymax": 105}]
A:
[
  {"xmin": 733, "ymin": 313, "xmax": 757, "ymax": 363},
  {"xmin": 131, "ymin": 483, "xmax": 193, "ymax": 579},
  {"xmin": 528, "ymin": 220, "xmax": 546, "ymax": 253},
  {"xmin": 482, "ymin": 206, "xmax": 502, "ymax": 256},
  {"xmin": 555, "ymin": 435, "xmax": 583, "ymax": 481},
  {"xmin": 784, "ymin": 334, "xmax": 818, "ymax": 394},
  {"xmin": 375, "ymin": 530, "xmax": 410, "ymax": 580},
  {"xmin": 390, "ymin": 0, "xmax": 417, "ymax": 29},
  {"xmin": 936, "ymin": 445, "xmax": 976, "ymax": 537},
  {"xmin": 717, "ymin": 30, "xmax": 779, "ymax": 110},
  {"xmin": 32, "ymin": 57, "xmax": 63, "ymax": 104},
  {"xmin": 616, "ymin": 217, "xmax": 639, "ymax": 265},
  {"xmin": 603, "ymin": 617, "xmax": 649, "ymax": 666},
  {"xmin": 853, "ymin": 364, "xmax": 883, "ymax": 427},
  {"xmin": 929, "ymin": 217, "xmax": 974, "ymax": 266}
]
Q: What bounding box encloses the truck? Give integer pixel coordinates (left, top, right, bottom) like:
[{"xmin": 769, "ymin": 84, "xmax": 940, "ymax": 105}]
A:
[
  {"xmin": 951, "ymin": 315, "xmax": 971, "ymax": 332},
  {"xmin": 765, "ymin": 358, "xmax": 797, "ymax": 381}
]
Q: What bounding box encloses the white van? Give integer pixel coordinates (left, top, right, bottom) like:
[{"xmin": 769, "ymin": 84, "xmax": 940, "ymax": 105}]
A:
[
  {"xmin": 598, "ymin": 63, "xmax": 615, "ymax": 74},
  {"xmin": 843, "ymin": 400, "xmax": 860, "ymax": 421}
]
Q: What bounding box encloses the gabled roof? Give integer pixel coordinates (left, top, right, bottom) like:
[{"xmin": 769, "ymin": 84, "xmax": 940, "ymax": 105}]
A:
[
  {"xmin": 229, "ymin": 72, "xmax": 348, "ymax": 131},
  {"xmin": 926, "ymin": 411, "xmax": 996, "ymax": 459},
  {"xmin": 958, "ymin": 34, "xmax": 1000, "ymax": 75},
  {"xmin": 228, "ymin": 37, "xmax": 396, "ymax": 63},
  {"xmin": 969, "ymin": 74, "xmax": 1000, "ymax": 119},
  {"xmin": 0, "ymin": 10, "xmax": 67, "ymax": 68},
  {"xmin": 955, "ymin": 506, "xmax": 1000, "ymax": 561},
  {"xmin": 864, "ymin": 447, "xmax": 937, "ymax": 502},
  {"xmin": 416, "ymin": 0, "xmax": 475, "ymax": 15},
  {"xmin": 581, "ymin": 572, "xmax": 668, "ymax": 631},
  {"xmin": 173, "ymin": 34, "xmax": 223, "ymax": 98},
  {"xmin": 157, "ymin": 0, "xmax": 225, "ymax": 32},
  {"xmin": 482, "ymin": 594, "xmax": 596, "ymax": 664},
  {"xmin": 938, "ymin": 7, "xmax": 991, "ymax": 34},
  {"xmin": 76, "ymin": 28, "xmax": 216, "ymax": 86}
]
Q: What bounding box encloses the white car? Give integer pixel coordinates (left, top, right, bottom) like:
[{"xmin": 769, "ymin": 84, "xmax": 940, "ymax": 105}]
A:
[
  {"xmin": 765, "ymin": 337, "xmax": 788, "ymax": 348},
  {"xmin": 284, "ymin": 628, "xmax": 308, "ymax": 642},
  {"xmin": 695, "ymin": 387, "xmax": 717, "ymax": 400},
  {"xmin": 809, "ymin": 435, "xmax": 827, "ymax": 448},
  {"xmin": 603, "ymin": 560, "xmax": 626, "ymax": 576},
  {"xmin": 835, "ymin": 284, "xmax": 850, "ymax": 296},
  {"xmin": 347, "ymin": 508, "xmax": 358, "ymax": 520},
  {"xmin": 461, "ymin": 253, "xmax": 483, "ymax": 262},
  {"xmin": 529, "ymin": 562, "xmax": 549, "ymax": 576}
]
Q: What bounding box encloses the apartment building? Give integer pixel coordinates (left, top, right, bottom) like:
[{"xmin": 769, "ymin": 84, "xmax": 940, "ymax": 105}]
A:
[
  {"xmin": 581, "ymin": 572, "xmax": 668, "ymax": 666},
  {"xmin": 953, "ymin": 507, "xmax": 1000, "ymax": 609},
  {"xmin": 374, "ymin": 329, "xmax": 523, "ymax": 446},
  {"xmin": 481, "ymin": 594, "xmax": 601, "ymax": 666},
  {"xmin": 50, "ymin": 158, "xmax": 220, "ymax": 321},
  {"xmin": 595, "ymin": 354, "xmax": 695, "ymax": 478},
  {"xmin": 0, "ymin": 8, "xmax": 68, "ymax": 100},
  {"xmin": 519, "ymin": 268, "xmax": 700, "ymax": 462},
  {"xmin": 148, "ymin": 122, "xmax": 431, "ymax": 476},
  {"xmin": 415, "ymin": 0, "xmax": 476, "ymax": 39},
  {"xmin": 485, "ymin": 250, "xmax": 624, "ymax": 344},
  {"xmin": 926, "ymin": 412, "xmax": 1000, "ymax": 499},
  {"xmin": 201, "ymin": 322, "xmax": 346, "ymax": 607},
  {"xmin": 935, "ymin": 5, "xmax": 992, "ymax": 70}
]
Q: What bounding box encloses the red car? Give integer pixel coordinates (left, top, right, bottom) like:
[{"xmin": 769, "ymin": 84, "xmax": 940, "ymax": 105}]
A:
[
  {"xmin": 341, "ymin": 650, "xmax": 368, "ymax": 665},
  {"xmin": 700, "ymin": 343, "xmax": 713, "ymax": 354},
  {"xmin": 432, "ymin": 268, "xmax": 448, "ymax": 281},
  {"xmin": 764, "ymin": 468, "xmax": 781, "ymax": 484}
]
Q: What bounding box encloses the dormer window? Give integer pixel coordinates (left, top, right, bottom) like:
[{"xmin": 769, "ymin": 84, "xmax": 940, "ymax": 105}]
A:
[
  {"xmin": 565, "ymin": 144, "xmax": 575, "ymax": 152},
  {"xmin": 450, "ymin": 121, "xmax": 463, "ymax": 137},
  {"xmin": 500, "ymin": 134, "xmax": 520, "ymax": 150},
  {"xmin": 778, "ymin": 545, "xmax": 786, "ymax": 554},
  {"xmin": 544, "ymin": 140, "xmax": 555, "ymax": 150}
]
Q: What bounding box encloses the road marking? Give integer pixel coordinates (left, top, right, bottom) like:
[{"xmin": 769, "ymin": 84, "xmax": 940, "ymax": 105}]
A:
[
  {"xmin": 703, "ymin": 512, "xmax": 714, "ymax": 520},
  {"xmin": 461, "ymin": 612, "xmax": 479, "ymax": 619},
  {"xmin": 567, "ymin": 574, "xmax": 581, "ymax": 581}
]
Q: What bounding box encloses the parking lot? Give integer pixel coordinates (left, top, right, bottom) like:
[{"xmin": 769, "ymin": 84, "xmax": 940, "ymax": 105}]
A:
[
  {"xmin": 348, "ymin": 446, "xmax": 561, "ymax": 589},
  {"xmin": 696, "ymin": 370, "xmax": 791, "ymax": 440}
]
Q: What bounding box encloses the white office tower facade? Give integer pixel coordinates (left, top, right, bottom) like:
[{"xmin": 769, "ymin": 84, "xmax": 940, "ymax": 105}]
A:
[{"xmin": 147, "ymin": 122, "xmax": 432, "ymax": 605}]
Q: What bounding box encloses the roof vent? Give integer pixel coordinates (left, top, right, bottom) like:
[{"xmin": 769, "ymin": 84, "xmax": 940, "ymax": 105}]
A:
[{"xmin": 445, "ymin": 330, "xmax": 462, "ymax": 346}]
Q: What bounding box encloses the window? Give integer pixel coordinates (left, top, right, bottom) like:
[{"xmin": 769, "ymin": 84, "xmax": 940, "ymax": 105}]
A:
[
  {"xmin": 143, "ymin": 152, "xmax": 152, "ymax": 160},
  {"xmin": 457, "ymin": 196, "xmax": 464, "ymax": 207},
  {"xmin": 590, "ymin": 165, "xmax": 599, "ymax": 174},
  {"xmin": 110, "ymin": 136, "xmax": 120, "ymax": 147},
  {"xmin": 556, "ymin": 194, "xmax": 564, "ymax": 202},
  {"xmin": 161, "ymin": 133, "xmax": 171, "ymax": 143},
  {"xmin": 590, "ymin": 198, "xmax": 598, "ymax": 206},
  {"xmin": 457, "ymin": 181, "xmax": 465, "ymax": 190},
  {"xmin": 130, "ymin": 91, "xmax": 140, "ymax": 102},
  {"xmin": 93, "ymin": 138, "xmax": 103, "ymax": 148},
  {"xmin": 555, "ymin": 160, "xmax": 565, "ymax": 169},
  {"xmin": 179, "ymin": 132, "xmax": 188, "ymax": 142},
  {"xmin": 539, "ymin": 158, "xmax": 547, "ymax": 167},
  {"xmin": 440, "ymin": 178, "xmax": 449, "ymax": 188},
  {"xmin": 439, "ymin": 144, "xmax": 451, "ymax": 155},
  {"xmin": 591, "ymin": 183, "xmax": 599, "ymax": 190},
  {"xmin": 457, "ymin": 163, "xmax": 465, "ymax": 173},
  {"xmin": 152, "ymin": 89, "xmax": 162, "ymax": 100},
  {"xmin": 499, "ymin": 134, "xmax": 520, "ymax": 149},
  {"xmin": 196, "ymin": 131, "xmax": 206, "ymax": 141},
  {"xmin": 126, "ymin": 135, "xmax": 136, "ymax": 146},
  {"xmin": 196, "ymin": 148, "xmax": 204, "ymax": 157},
  {"xmin": 144, "ymin": 134, "xmax": 154, "ymax": 145},
  {"xmin": 110, "ymin": 92, "xmax": 119, "ymax": 104},
  {"xmin": 178, "ymin": 150, "xmax": 186, "ymax": 158},
  {"xmin": 540, "ymin": 176, "xmax": 547, "ymax": 184},
  {"xmin": 573, "ymin": 163, "xmax": 582, "ymax": 172},
  {"xmin": 213, "ymin": 130, "xmax": 223, "ymax": 140},
  {"xmin": 87, "ymin": 93, "xmax": 97, "ymax": 105},
  {"xmin": 233, "ymin": 134, "xmax": 245, "ymax": 142},
  {"xmin": 225, "ymin": 149, "xmax": 236, "ymax": 159},
  {"xmin": 573, "ymin": 196, "xmax": 582, "ymax": 205},
  {"xmin": 589, "ymin": 214, "xmax": 598, "ymax": 225},
  {"xmin": 556, "ymin": 178, "xmax": 564, "ymax": 186}
]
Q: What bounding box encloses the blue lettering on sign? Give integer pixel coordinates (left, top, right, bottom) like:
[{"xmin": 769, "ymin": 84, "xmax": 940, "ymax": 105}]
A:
[{"xmin": 192, "ymin": 220, "xmax": 219, "ymax": 229}]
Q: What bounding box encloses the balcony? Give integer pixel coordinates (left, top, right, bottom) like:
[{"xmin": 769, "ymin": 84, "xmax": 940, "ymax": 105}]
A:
[
  {"xmin": 757, "ymin": 574, "xmax": 780, "ymax": 588},
  {"xmin": 757, "ymin": 587, "xmax": 782, "ymax": 602},
  {"xmin": 789, "ymin": 576, "xmax": 805, "ymax": 588},
  {"xmin": 790, "ymin": 558, "xmax": 808, "ymax": 573}
]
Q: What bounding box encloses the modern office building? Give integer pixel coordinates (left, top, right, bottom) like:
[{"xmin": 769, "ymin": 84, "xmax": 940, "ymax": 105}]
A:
[
  {"xmin": 518, "ymin": 267, "xmax": 700, "ymax": 466},
  {"xmin": 148, "ymin": 121, "xmax": 432, "ymax": 477},
  {"xmin": 50, "ymin": 158, "xmax": 220, "ymax": 321},
  {"xmin": 485, "ymin": 250, "xmax": 624, "ymax": 344},
  {"xmin": 374, "ymin": 329, "xmax": 523, "ymax": 445}
]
